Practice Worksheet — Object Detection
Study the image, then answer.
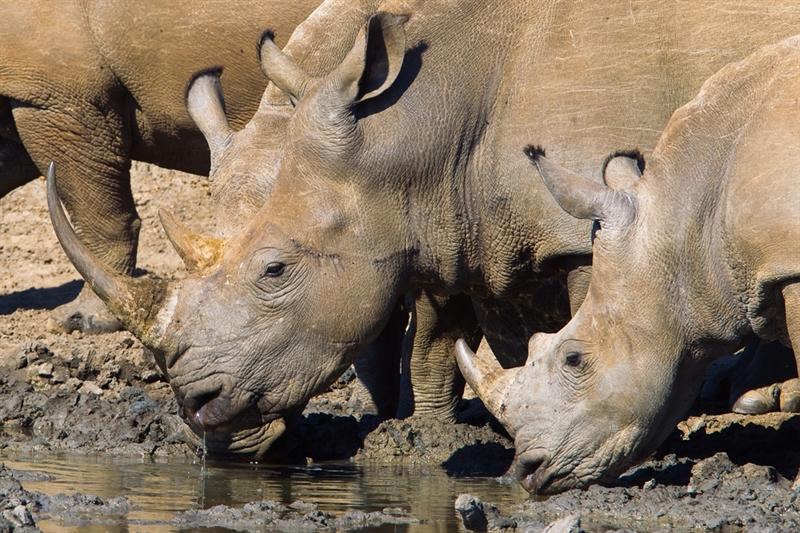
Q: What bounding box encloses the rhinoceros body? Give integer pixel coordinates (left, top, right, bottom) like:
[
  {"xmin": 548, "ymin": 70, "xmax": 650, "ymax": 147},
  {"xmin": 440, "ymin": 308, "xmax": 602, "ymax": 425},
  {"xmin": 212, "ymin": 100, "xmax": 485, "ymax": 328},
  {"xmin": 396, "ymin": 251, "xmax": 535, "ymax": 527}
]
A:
[
  {"xmin": 49, "ymin": 0, "xmax": 800, "ymax": 455},
  {"xmin": 460, "ymin": 34, "xmax": 800, "ymax": 494}
]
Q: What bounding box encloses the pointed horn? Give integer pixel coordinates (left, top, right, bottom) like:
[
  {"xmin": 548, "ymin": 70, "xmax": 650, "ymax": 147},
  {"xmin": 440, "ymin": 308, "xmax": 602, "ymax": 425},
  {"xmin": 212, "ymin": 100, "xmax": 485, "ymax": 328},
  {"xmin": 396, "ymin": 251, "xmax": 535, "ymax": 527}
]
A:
[
  {"xmin": 524, "ymin": 146, "xmax": 637, "ymax": 226},
  {"xmin": 258, "ymin": 32, "xmax": 312, "ymax": 103},
  {"xmin": 159, "ymin": 210, "xmax": 223, "ymax": 272},
  {"xmin": 455, "ymin": 339, "xmax": 520, "ymax": 428},
  {"xmin": 186, "ymin": 69, "xmax": 233, "ymax": 161},
  {"xmin": 47, "ymin": 163, "xmax": 170, "ymax": 345}
]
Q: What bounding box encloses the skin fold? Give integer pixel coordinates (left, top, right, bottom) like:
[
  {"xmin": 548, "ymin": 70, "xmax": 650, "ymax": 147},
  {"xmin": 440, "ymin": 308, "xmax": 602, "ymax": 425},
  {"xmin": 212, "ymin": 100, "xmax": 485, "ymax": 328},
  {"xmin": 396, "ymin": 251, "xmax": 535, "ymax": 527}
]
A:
[
  {"xmin": 459, "ymin": 35, "xmax": 800, "ymax": 494},
  {"xmin": 48, "ymin": 0, "xmax": 800, "ymax": 457}
]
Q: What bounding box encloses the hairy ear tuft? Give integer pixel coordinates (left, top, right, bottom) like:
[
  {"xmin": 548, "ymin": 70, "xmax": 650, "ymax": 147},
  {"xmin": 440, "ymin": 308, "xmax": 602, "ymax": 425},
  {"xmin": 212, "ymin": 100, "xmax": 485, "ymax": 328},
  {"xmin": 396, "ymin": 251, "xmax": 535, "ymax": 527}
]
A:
[
  {"xmin": 602, "ymin": 149, "xmax": 645, "ymax": 175},
  {"xmin": 523, "ymin": 145, "xmax": 546, "ymax": 161},
  {"xmin": 256, "ymin": 30, "xmax": 277, "ymax": 62}
]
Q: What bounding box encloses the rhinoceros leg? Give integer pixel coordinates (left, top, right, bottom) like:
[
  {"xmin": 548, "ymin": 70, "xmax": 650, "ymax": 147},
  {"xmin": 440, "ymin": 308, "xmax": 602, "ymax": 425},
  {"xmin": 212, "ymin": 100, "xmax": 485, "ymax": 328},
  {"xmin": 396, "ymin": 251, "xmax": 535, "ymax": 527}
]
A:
[
  {"xmin": 732, "ymin": 283, "xmax": 800, "ymax": 414},
  {"xmin": 729, "ymin": 340, "xmax": 793, "ymax": 414},
  {"xmin": 11, "ymin": 101, "xmax": 137, "ymax": 333},
  {"xmin": 351, "ymin": 299, "xmax": 408, "ymax": 417},
  {"xmin": 397, "ymin": 291, "xmax": 482, "ymax": 421},
  {"xmin": 778, "ymin": 283, "xmax": 800, "ymax": 412},
  {"xmin": 0, "ymin": 138, "xmax": 39, "ymax": 198}
]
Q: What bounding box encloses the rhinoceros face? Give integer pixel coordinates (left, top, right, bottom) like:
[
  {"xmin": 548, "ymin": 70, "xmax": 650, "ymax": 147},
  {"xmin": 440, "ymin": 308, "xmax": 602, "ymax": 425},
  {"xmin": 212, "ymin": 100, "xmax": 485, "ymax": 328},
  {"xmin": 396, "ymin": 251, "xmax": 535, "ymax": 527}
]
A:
[
  {"xmin": 47, "ymin": 150, "xmax": 407, "ymax": 455},
  {"xmin": 47, "ymin": 13, "xmax": 411, "ymax": 457},
  {"xmin": 458, "ymin": 149, "xmax": 705, "ymax": 493}
]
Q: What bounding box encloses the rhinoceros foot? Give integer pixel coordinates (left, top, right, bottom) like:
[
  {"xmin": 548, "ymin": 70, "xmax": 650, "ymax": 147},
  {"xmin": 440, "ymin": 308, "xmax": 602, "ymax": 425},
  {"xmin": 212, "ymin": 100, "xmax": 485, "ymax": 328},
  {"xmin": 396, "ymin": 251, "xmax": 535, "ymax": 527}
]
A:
[
  {"xmin": 779, "ymin": 378, "xmax": 800, "ymax": 412},
  {"xmin": 731, "ymin": 384, "xmax": 780, "ymax": 414},
  {"xmin": 46, "ymin": 284, "xmax": 122, "ymax": 334}
]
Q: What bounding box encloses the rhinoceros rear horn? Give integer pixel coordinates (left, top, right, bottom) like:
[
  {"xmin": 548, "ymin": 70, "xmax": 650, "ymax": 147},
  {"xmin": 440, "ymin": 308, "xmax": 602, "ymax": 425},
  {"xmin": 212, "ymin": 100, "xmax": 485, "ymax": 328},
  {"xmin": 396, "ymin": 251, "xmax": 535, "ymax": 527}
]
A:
[
  {"xmin": 159, "ymin": 210, "xmax": 224, "ymax": 272},
  {"xmin": 258, "ymin": 31, "xmax": 313, "ymax": 104},
  {"xmin": 455, "ymin": 339, "xmax": 520, "ymax": 432},
  {"xmin": 47, "ymin": 163, "xmax": 170, "ymax": 345},
  {"xmin": 524, "ymin": 146, "xmax": 637, "ymax": 227},
  {"xmin": 186, "ymin": 69, "xmax": 233, "ymax": 160}
]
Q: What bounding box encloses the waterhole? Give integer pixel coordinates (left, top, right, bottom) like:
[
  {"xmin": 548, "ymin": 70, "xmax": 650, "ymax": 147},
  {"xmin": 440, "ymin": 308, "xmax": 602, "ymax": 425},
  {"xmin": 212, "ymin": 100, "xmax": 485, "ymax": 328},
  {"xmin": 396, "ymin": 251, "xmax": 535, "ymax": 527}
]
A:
[{"xmin": 1, "ymin": 451, "xmax": 527, "ymax": 531}]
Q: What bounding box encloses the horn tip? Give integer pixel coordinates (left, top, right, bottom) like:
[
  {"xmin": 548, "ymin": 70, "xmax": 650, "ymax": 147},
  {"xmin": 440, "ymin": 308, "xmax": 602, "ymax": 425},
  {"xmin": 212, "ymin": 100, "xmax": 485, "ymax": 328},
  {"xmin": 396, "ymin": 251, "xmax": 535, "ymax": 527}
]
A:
[{"xmin": 454, "ymin": 338, "xmax": 478, "ymax": 379}]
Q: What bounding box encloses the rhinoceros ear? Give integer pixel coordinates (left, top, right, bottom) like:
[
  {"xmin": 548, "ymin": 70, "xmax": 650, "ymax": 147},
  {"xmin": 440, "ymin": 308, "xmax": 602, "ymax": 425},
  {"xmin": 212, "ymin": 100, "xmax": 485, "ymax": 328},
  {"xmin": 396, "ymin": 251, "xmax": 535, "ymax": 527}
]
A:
[
  {"xmin": 186, "ymin": 68, "xmax": 233, "ymax": 163},
  {"xmin": 327, "ymin": 12, "xmax": 408, "ymax": 104},
  {"xmin": 524, "ymin": 146, "xmax": 637, "ymax": 227},
  {"xmin": 159, "ymin": 210, "xmax": 224, "ymax": 272},
  {"xmin": 602, "ymin": 149, "xmax": 644, "ymax": 190},
  {"xmin": 258, "ymin": 31, "xmax": 314, "ymax": 104}
]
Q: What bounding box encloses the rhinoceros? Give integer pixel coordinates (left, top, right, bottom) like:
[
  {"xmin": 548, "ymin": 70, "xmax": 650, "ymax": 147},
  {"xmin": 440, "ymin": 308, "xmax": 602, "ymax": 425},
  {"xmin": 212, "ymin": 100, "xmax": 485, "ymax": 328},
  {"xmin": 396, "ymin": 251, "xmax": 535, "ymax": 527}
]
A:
[
  {"xmin": 0, "ymin": 0, "xmax": 319, "ymax": 332},
  {"xmin": 47, "ymin": 0, "xmax": 800, "ymax": 456},
  {"xmin": 457, "ymin": 34, "xmax": 800, "ymax": 494}
]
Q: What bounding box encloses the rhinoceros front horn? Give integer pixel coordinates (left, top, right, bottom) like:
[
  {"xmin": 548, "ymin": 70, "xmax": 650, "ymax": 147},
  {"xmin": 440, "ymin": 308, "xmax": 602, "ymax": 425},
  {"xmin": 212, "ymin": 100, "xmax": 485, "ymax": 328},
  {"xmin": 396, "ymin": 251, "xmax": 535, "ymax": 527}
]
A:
[
  {"xmin": 46, "ymin": 163, "xmax": 170, "ymax": 347},
  {"xmin": 455, "ymin": 339, "xmax": 520, "ymax": 432}
]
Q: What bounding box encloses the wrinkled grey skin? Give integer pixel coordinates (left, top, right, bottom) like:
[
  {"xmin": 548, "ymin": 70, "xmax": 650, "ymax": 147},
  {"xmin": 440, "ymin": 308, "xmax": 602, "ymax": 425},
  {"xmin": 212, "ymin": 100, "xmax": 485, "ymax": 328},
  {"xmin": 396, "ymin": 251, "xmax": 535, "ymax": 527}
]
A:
[
  {"xmin": 2, "ymin": 0, "xmax": 413, "ymax": 447},
  {"xmin": 50, "ymin": 0, "xmax": 800, "ymax": 456},
  {"xmin": 458, "ymin": 35, "xmax": 800, "ymax": 494},
  {"xmin": 0, "ymin": 0, "xmax": 318, "ymax": 332}
]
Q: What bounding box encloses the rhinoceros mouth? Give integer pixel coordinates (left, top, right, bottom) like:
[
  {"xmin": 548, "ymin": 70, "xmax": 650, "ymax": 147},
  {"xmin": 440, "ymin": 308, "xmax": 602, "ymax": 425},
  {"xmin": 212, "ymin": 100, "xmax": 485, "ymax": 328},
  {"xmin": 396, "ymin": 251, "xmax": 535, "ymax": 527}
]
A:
[{"xmin": 199, "ymin": 418, "xmax": 288, "ymax": 458}]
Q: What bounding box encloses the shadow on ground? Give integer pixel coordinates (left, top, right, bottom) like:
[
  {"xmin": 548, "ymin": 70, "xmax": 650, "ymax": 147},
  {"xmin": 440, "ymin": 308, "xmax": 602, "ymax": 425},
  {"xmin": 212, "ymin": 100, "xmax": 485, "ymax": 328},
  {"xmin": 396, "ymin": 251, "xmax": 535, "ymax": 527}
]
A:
[{"xmin": 0, "ymin": 280, "xmax": 82, "ymax": 315}]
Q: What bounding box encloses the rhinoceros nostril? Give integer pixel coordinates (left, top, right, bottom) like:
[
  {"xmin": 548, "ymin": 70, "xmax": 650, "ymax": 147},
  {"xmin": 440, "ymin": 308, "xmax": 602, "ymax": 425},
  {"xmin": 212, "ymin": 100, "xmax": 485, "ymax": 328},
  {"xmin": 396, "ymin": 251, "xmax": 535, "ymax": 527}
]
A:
[
  {"xmin": 182, "ymin": 388, "xmax": 223, "ymax": 425},
  {"xmin": 516, "ymin": 453, "xmax": 549, "ymax": 493}
]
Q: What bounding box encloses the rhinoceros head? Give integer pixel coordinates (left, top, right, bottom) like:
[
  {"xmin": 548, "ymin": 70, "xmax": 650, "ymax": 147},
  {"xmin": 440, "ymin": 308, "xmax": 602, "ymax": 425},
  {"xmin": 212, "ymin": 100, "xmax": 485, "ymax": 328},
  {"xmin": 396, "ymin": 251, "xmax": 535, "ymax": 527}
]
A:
[
  {"xmin": 48, "ymin": 13, "xmax": 410, "ymax": 458},
  {"xmin": 457, "ymin": 148, "xmax": 707, "ymax": 493}
]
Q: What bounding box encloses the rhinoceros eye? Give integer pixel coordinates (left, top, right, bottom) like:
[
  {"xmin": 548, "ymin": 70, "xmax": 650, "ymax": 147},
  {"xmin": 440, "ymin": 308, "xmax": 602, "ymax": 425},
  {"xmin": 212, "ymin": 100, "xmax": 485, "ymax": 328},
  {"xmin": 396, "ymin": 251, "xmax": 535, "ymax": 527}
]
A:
[
  {"xmin": 263, "ymin": 262, "xmax": 286, "ymax": 278},
  {"xmin": 564, "ymin": 351, "xmax": 583, "ymax": 367}
]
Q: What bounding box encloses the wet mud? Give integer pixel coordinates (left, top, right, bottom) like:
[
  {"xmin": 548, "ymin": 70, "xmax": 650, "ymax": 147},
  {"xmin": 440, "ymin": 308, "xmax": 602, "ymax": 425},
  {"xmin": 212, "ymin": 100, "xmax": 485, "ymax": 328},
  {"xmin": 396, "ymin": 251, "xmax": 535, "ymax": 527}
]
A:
[{"xmin": 3, "ymin": 164, "xmax": 800, "ymax": 531}]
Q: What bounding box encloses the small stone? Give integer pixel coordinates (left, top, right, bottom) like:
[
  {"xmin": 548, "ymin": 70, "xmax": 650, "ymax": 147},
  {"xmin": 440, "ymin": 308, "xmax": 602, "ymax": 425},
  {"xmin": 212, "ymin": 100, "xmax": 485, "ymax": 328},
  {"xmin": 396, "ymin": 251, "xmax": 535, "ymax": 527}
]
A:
[
  {"xmin": 141, "ymin": 369, "xmax": 161, "ymax": 383},
  {"xmin": 454, "ymin": 494, "xmax": 488, "ymax": 532},
  {"xmin": 542, "ymin": 514, "xmax": 584, "ymax": 533},
  {"xmin": 289, "ymin": 500, "xmax": 317, "ymax": 512},
  {"xmin": 62, "ymin": 377, "xmax": 83, "ymax": 392},
  {"xmin": 2, "ymin": 505, "xmax": 34, "ymax": 527},
  {"xmin": 51, "ymin": 367, "xmax": 69, "ymax": 384},
  {"xmin": 37, "ymin": 361, "xmax": 54, "ymax": 377},
  {"xmin": 79, "ymin": 381, "xmax": 103, "ymax": 395}
]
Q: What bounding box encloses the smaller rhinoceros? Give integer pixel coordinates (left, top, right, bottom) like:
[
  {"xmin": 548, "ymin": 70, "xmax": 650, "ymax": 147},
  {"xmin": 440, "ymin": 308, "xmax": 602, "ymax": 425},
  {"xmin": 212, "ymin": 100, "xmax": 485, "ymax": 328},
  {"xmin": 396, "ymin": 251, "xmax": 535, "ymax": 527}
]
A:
[{"xmin": 456, "ymin": 34, "xmax": 800, "ymax": 494}]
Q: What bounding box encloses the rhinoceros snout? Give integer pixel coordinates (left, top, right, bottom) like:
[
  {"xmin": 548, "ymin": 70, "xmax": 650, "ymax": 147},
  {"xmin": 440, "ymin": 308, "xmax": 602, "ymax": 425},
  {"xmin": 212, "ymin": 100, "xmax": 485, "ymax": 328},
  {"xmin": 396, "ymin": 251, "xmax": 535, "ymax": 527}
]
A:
[{"xmin": 175, "ymin": 376, "xmax": 253, "ymax": 432}]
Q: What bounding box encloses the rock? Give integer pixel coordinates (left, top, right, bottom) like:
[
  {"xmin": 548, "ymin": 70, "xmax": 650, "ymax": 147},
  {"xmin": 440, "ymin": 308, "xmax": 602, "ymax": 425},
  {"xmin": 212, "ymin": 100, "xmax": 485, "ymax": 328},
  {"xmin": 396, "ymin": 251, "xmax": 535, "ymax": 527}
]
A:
[
  {"xmin": 455, "ymin": 494, "xmax": 488, "ymax": 531},
  {"xmin": 36, "ymin": 362, "xmax": 53, "ymax": 378},
  {"xmin": 79, "ymin": 381, "xmax": 103, "ymax": 396},
  {"xmin": 541, "ymin": 514, "xmax": 583, "ymax": 533},
  {"xmin": 50, "ymin": 367, "xmax": 69, "ymax": 384}
]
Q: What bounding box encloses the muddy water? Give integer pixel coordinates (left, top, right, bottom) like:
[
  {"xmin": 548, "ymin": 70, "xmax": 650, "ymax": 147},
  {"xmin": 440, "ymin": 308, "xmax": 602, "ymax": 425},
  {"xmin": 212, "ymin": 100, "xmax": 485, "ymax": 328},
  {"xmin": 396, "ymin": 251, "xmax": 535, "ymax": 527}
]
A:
[{"xmin": 1, "ymin": 452, "xmax": 527, "ymax": 531}]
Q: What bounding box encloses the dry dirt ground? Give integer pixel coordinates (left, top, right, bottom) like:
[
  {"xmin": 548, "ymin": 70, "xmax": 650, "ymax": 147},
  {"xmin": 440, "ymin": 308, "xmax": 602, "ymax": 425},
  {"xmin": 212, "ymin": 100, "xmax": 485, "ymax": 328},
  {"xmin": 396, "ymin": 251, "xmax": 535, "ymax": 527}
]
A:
[{"xmin": 1, "ymin": 164, "xmax": 800, "ymax": 531}]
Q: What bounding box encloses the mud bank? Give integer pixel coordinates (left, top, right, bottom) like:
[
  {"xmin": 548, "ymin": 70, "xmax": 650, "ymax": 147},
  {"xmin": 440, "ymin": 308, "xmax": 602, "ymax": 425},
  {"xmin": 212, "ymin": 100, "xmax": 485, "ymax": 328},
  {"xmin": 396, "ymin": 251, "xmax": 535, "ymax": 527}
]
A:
[
  {"xmin": 5, "ymin": 165, "xmax": 800, "ymax": 531},
  {"xmin": 457, "ymin": 414, "xmax": 800, "ymax": 531},
  {"xmin": 0, "ymin": 333, "xmax": 512, "ymax": 472}
]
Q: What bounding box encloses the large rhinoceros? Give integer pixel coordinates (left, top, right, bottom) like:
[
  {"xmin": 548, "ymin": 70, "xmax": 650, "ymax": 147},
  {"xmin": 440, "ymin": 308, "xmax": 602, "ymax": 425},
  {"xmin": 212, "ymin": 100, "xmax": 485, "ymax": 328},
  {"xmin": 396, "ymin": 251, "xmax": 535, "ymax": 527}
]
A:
[
  {"xmin": 457, "ymin": 34, "xmax": 800, "ymax": 494},
  {"xmin": 47, "ymin": 0, "xmax": 800, "ymax": 456},
  {"xmin": 0, "ymin": 0, "xmax": 319, "ymax": 332}
]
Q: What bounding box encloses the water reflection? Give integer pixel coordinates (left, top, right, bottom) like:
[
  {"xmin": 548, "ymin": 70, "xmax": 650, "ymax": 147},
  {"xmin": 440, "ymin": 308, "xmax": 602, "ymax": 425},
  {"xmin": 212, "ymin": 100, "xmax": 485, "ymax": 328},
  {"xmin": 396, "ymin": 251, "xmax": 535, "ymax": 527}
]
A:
[{"xmin": 1, "ymin": 452, "xmax": 527, "ymax": 532}]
